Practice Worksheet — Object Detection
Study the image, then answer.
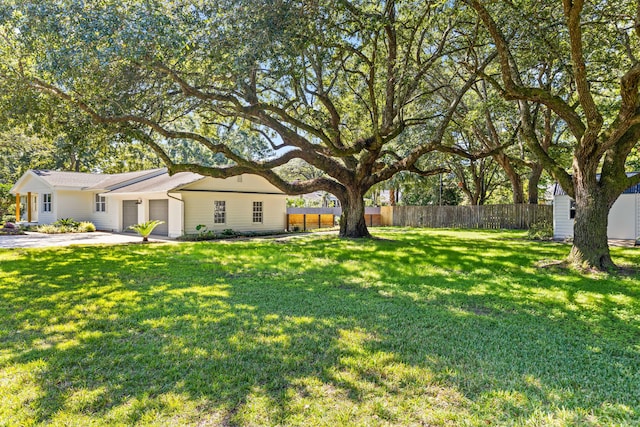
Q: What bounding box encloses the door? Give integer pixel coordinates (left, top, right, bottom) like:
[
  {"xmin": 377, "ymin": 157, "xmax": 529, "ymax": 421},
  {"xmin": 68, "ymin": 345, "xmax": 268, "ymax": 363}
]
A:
[
  {"xmin": 149, "ymin": 199, "xmax": 169, "ymax": 236},
  {"xmin": 122, "ymin": 200, "xmax": 139, "ymax": 232},
  {"xmin": 608, "ymin": 195, "xmax": 636, "ymax": 239}
]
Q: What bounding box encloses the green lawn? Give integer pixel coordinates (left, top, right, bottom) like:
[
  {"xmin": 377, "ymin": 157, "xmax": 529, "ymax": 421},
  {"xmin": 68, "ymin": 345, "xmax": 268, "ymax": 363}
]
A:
[{"xmin": 1, "ymin": 229, "xmax": 638, "ymax": 426}]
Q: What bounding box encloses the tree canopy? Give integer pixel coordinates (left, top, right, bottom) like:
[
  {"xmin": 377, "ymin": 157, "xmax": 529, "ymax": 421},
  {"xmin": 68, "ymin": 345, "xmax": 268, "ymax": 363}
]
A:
[
  {"xmin": 465, "ymin": 0, "xmax": 640, "ymax": 269},
  {"xmin": 1, "ymin": 0, "xmax": 640, "ymax": 269},
  {"xmin": 0, "ymin": 0, "xmax": 502, "ymax": 237}
]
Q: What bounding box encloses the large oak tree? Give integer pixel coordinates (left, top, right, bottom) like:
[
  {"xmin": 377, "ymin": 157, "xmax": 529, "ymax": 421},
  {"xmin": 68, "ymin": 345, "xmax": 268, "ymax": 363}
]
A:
[
  {"xmin": 466, "ymin": 0, "xmax": 640, "ymax": 269},
  {"xmin": 0, "ymin": 0, "xmax": 497, "ymax": 237}
]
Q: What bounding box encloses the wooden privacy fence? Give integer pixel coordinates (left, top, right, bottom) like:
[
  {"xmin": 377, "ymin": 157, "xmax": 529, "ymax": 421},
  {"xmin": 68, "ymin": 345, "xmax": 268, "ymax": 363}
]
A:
[
  {"xmin": 389, "ymin": 204, "xmax": 552, "ymax": 230},
  {"xmin": 286, "ymin": 207, "xmax": 381, "ymax": 231}
]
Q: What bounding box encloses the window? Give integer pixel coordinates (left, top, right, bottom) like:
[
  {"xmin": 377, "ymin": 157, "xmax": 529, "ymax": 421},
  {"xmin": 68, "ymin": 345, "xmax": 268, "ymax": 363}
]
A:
[
  {"xmin": 95, "ymin": 194, "xmax": 106, "ymax": 212},
  {"xmin": 253, "ymin": 201, "xmax": 263, "ymax": 223},
  {"xmin": 214, "ymin": 200, "xmax": 226, "ymax": 224},
  {"xmin": 43, "ymin": 193, "xmax": 52, "ymax": 212},
  {"xmin": 569, "ymin": 199, "xmax": 576, "ymax": 219}
]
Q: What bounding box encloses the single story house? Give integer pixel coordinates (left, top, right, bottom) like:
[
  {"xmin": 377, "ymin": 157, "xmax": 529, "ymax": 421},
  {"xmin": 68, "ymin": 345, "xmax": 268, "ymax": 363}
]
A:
[
  {"xmin": 553, "ymin": 178, "xmax": 640, "ymax": 240},
  {"xmin": 10, "ymin": 168, "xmax": 287, "ymax": 238}
]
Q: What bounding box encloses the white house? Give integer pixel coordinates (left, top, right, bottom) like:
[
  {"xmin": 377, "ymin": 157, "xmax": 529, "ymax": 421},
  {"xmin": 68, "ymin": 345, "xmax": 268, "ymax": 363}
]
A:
[
  {"xmin": 10, "ymin": 168, "xmax": 287, "ymax": 238},
  {"xmin": 553, "ymin": 179, "xmax": 640, "ymax": 240}
]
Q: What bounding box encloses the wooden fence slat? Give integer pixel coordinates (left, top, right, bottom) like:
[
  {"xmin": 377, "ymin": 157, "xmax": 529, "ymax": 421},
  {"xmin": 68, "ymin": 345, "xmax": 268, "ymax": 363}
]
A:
[{"xmin": 391, "ymin": 204, "xmax": 552, "ymax": 230}]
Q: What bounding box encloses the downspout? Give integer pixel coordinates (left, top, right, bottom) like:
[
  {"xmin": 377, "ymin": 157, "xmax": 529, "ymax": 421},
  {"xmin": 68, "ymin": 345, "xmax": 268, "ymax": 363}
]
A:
[{"xmin": 167, "ymin": 192, "xmax": 185, "ymax": 236}]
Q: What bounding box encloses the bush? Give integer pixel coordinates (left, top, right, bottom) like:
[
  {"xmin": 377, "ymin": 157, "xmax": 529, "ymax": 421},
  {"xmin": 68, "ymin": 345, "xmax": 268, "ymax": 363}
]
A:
[
  {"xmin": 78, "ymin": 221, "xmax": 96, "ymax": 232},
  {"xmin": 36, "ymin": 224, "xmax": 62, "ymax": 234},
  {"xmin": 54, "ymin": 218, "xmax": 80, "ymax": 228},
  {"xmin": 528, "ymin": 219, "xmax": 553, "ymax": 240},
  {"xmin": 2, "ymin": 215, "xmax": 16, "ymax": 223}
]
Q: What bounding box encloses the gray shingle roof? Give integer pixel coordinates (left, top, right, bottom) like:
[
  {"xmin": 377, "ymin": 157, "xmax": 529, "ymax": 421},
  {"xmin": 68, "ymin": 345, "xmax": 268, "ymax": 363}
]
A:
[
  {"xmin": 30, "ymin": 168, "xmax": 168, "ymax": 190},
  {"xmin": 85, "ymin": 169, "xmax": 166, "ymax": 190},
  {"xmin": 32, "ymin": 170, "xmax": 111, "ymax": 188},
  {"xmin": 106, "ymin": 171, "xmax": 204, "ymax": 194}
]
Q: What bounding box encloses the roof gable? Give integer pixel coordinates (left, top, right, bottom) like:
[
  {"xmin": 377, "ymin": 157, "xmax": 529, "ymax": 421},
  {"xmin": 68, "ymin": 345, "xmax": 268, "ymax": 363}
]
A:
[{"xmin": 10, "ymin": 170, "xmax": 53, "ymax": 194}]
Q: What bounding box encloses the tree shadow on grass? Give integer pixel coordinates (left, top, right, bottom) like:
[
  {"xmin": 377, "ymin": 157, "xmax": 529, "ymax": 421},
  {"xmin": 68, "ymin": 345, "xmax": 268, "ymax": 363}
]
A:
[{"xmin": 0, "ymin": 230, "xmax": 639, "ymax": 425}]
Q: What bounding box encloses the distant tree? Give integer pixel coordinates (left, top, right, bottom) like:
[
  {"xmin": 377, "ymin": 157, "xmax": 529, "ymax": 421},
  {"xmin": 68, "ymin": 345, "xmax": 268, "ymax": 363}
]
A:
[{"xmin": 0, "ymin": 183, "xmax": 13, "ymax": 220}]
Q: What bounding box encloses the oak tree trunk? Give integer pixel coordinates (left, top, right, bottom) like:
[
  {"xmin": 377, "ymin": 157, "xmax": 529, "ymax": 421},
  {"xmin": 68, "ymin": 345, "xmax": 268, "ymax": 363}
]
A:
[
  {"xmin": 568, "ymin": 176, "xmax": 615, "ymax": 269},
  {"xmin": 339, "ymin": 190, "xmax": 371, "ymax": 238},
  {"xmin": 528, "ymin": 164, "xmax": 543, "ymax": 204},
  {"xmin": 496, "ymin": 154, "xmax": 524, "ymax": 204}
]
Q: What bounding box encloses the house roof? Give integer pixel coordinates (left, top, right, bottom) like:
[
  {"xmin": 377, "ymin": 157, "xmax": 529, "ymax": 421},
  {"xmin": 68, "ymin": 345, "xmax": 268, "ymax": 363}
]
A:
[
  {"xmin": 12, "ymin": 168, "xmax": 277, "ymax": 196},
  {"xmin": 85, "ymin": 169, "xmax": 166, "ymax": 191},
  {"xmin": 11, "ymin": 168, "xmax": 168, "ymax": 193},
  {"xmin": 553, "ymin": 173, "xmax": 640, "ymax": 196},
  {"xmin": 30, "ymin": 170, "xmax": 111, "ymax": 188},
  {"xmin": 105, "ymin": 171, "xmax": 204, "ymax": 194}
]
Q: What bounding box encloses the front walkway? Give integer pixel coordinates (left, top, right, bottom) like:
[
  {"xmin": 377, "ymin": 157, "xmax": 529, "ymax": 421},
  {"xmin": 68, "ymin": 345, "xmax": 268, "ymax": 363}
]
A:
[{"xmin": 0, "ymin": 231, "xmax": 174, "ymax": 249}]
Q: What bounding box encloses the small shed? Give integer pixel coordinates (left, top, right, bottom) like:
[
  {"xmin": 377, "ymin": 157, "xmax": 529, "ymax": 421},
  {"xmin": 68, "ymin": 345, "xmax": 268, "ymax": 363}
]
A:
[{"xmin": 553, "ymin": 178, "xmax": 640, "ymax": 240}]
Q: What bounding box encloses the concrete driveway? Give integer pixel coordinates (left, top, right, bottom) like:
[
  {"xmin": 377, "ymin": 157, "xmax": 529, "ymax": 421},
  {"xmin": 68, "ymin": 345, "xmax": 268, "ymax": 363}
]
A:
[{"xmin": 0, "ymin": 231, "xmax": 173, "ymax": 249}]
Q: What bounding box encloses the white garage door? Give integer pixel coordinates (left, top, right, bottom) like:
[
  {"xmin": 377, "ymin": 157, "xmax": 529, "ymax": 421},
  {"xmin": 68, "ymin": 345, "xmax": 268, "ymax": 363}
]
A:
[
  {"xmin": 149, "ymin": 199, "xmax": 169, "ymax": 236},
  {"xmin": 608, "ymin": 195, "xmax": 636, "ymax": 240}
]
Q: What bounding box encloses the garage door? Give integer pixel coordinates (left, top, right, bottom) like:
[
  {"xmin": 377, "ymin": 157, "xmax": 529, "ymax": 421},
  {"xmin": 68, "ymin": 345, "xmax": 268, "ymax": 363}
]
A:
[
  {"xmin": 149, "ymin": 199, "xmax": 169, "ymax": 236},
  {"xmin": 122, "ymin": 200, "xmax": 139, "ymax": 232}
]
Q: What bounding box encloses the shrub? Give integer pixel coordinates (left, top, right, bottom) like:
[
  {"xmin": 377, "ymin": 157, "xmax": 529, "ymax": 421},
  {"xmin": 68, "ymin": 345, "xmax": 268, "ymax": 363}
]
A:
[
  {"xmin": 36, "ymin": 224, "xmax": 62, "ymax": 234},
  {"xmin": 528, "ymin": 219, "xmax": 553, "ymax": 240},
  {"xmin": 221, "ymin": 228, "xmax": 237, "ymax": 236},
  {"xmin": 129, "ymin": 220, "xmax": 164, "ymax": 242},
  {"xmin": 2, "ymin": 215, "xmax": 16, "ymax": 223},
  {"xmin": 3, "ymin": 222, "xmax": 16, "ymax": 229},
  {"xmin": 78, "ymin": 221, "xmax": 96, "ymax": 232},
  {"xmin": 54, "ymin": 218, "xmax": 80, "ymax": 228}
]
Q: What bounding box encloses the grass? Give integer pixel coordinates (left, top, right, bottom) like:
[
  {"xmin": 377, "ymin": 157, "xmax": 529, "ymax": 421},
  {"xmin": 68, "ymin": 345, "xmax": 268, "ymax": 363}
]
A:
[{"xmin": 0, "ymin": 228, "xmax": 638, "ymax": 426}]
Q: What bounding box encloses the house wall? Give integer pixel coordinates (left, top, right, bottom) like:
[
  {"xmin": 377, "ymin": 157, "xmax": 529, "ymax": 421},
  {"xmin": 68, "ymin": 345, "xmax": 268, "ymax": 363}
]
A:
[
  {"xmin": 102, "ymin": 193, "xmax": 184, "ymax": 237},
  {"xmin": 184, "ymin": 174, "xmax": 284, "ymax": 194},
  {"xmin": 181, "ymin": 191, "xmax": 287, "ymax": 234},
  {"xmin": 554, "ymin": 194, "xmax": 638, "ymax": 240},
  {"xmin": 90, "ymin": 192, "xmax": 119, "ymax": 231},
  {"xmin": 167, "ymin": 195, "xmax": 184, "ymax": 238},
  {"xmin": 12, "ymin": 174, "xmax": 54, "ymax": 224},
  {"xmin": 637, "ymin": 194, "xmax": 640, "ymax": 240},
  {"xmin": 55, "ymin": 190, "xmax": 94, "ymax": 223},
  {"xmin": 607, "ymin": 195, "xmax": 637, "ymax": 239},
  {"xmin": 553, "ymin": 195, "xmax": 574, "ymax": 240}
]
